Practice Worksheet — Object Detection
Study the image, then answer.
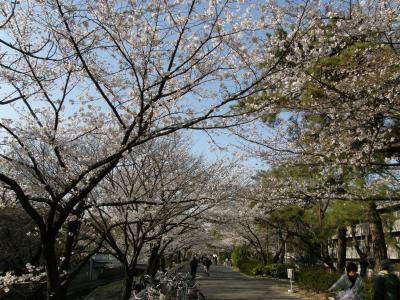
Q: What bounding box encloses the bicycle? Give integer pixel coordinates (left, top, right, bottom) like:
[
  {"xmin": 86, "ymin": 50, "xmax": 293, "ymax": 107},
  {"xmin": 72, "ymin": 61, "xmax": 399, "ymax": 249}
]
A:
[
  {"xmin": 132, "ymin": 274, "xmax": 162, "ymax": 300},
  {"xmin": 132, "ymin": 286, "xmax": 161, "ymax": 300},
  {"xmin": 131, "ymin": 272, "xmax": 205, "ymax": 300},
  {"xmin": 186, "ymin": 279, "xmax": 206, "ymax": 300}
]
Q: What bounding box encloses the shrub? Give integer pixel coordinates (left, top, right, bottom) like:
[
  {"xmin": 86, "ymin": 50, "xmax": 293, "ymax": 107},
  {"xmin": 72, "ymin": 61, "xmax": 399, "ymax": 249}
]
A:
[
  {"xmin": 238, "ymin": 259, "xmax": 259, "ymax": 275},
  {"xmin": 297, "ymin": 267, "xmax": 340, "ymax": 293},
  {"xmin": 252, "ymin": 263, "xmax": 265, "ymax": 276},
  {"xmin": 252, "ymin": 263, "xmax": 295, "ymax": 279},
  {"xmin": 231, "ymin": 245, "xmax": 252, "ymax": 267},
  {"xmin": 230, "ymin": 247, "xmax": 241, "ymax": 268},
  {"xmin": 297, "ymin": 268, "xmax": 373, "ymax": 299},
  {"xmin": 363, "ymin": 278, "xmax": 373, "ymax": 300},
  {"xmin": 230, "ymin": 245, "xmax": 258, "ymax": 275},
  {"xmin": 266, "ymin": 264, "xmax": 294, "ymax": 278}
]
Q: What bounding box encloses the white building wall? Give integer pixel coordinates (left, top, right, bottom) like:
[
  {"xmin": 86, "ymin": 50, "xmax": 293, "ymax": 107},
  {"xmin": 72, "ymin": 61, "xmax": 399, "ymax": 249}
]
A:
[{"xmin": 331, "ymin": 222, "xmax": 400, "ymax": 260}]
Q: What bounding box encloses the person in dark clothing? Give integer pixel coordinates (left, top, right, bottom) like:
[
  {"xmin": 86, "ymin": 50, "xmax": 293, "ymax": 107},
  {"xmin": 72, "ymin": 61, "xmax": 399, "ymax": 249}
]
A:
[
  {"xmin": 374, "ymin": 260, "xmax": 400, "ymax": 300},
  {"xmin": 203, "ymin": 257, "xmax": 212, "ymax": 276},
  {"xmin": 190, "ymin": 256, "xmax": 198, "ymax": 279}
]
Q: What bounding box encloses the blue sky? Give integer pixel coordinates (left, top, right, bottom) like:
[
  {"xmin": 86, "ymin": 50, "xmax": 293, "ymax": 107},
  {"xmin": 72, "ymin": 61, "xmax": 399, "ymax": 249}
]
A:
[
  {"xmin": 0, "ymin": 0, "xmax": 271, "ymax": 174},
  {"xmin": 187, "ymin": 128, "xmax": 266, "ymax": 171},
  {"xmin": 0, "ymin": 89, "xmax": 267, "ymax": 172}
]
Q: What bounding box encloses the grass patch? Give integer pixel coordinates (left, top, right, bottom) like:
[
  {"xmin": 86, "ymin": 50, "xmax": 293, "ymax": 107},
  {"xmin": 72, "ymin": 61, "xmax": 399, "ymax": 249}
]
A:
[{"xmin": 84, "ymin": 280, "xmax": 123, "ymax": 300}]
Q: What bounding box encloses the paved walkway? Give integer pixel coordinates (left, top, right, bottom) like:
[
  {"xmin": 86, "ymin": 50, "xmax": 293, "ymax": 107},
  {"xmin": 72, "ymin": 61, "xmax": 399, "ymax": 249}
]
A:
[{"xmin": 196, "ymin": 265, "xmax": 307, "ymax": 300}]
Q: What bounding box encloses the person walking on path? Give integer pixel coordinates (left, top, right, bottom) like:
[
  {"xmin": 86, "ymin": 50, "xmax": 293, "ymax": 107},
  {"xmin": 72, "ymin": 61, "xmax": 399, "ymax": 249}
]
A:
[
  {"xmin": 203, "ymin": 256, "xmax": 212, "ymax": 276},
  {"xmin": 212, "ymin": 254, "xmax": 218, "ymax": 265},
  {"xmin": 190, "ymin": 256, "xmax": 199, "ymax": 280},
  {"xmin": 328, "ymin": 262, "xmax": 364, "ymax": 299},
  {"xmin": 224, "ymin": 257, "xmax": 230, "ymax": 266},
  {"xmin": 373, "ymin": 259, "xmax": 400, "ymax": 300}
]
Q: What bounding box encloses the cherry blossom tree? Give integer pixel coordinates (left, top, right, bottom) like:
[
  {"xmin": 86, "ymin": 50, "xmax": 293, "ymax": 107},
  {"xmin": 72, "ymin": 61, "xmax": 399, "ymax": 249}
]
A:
[
  {"xmin": 234, "ymin": 0, "xmax": 400, "ymax": 270},
  {"xmin": 0, "ymin": 0, "xmax": 311, "ymax": 298},
  {"xmin": 88, "ymin": 136, "xmax": 234, "ymax": 300},
  {"xmin": 234, "ymin": 0, "xmax": 399, "ymax": 186}
]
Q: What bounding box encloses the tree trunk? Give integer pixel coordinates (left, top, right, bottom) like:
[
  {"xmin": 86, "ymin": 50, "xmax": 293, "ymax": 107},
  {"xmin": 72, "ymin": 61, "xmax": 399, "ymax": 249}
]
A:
[
  {"xmin": 260, "ymin": 250, "xmax": 267, "ymax": 265},
  {"xmin": 368, "ymin": 201, "xmax": 387, "ymax": 271},
  {"xmin": 146, "ymin": 242, "xmax": 161, "ymax": 277},
  {"xmin": 121, "ymin": 268, "xmax": 135, "ymax": 300},
  {"xmin": 318, "ymin": 200, "xmax": 336, "ymax": 271},
  {"xmin": 360, "ymin": 258, "xmax": 369, "ymax": 276},
  {"xmin": 121, "ymin": 249, "xmax": 142, "ymax": 300},
  {"xmin": 272, "ymin": 243, "xmax": 284, "ymax": 263},
  {"xmin": 160, "ymin": 255, "xmax": 166, "ymax": 271},
  {"xmin": 42, "ymin": 238, "xmax": 64, "ymax": 300},
  {"xmin": 336, "ymin": 227, "xmax": 347, "ymax": 273},
  {"xmin": 255, "ymin": 240, "xmax": 268, "ymax": 265},
  {"xmin": 279, "ymin": 246, "xmax": 285, "ymax": 264},
  {"xmin": 321, "ymin": 240, "xmax": 336, "ymax": 272}
]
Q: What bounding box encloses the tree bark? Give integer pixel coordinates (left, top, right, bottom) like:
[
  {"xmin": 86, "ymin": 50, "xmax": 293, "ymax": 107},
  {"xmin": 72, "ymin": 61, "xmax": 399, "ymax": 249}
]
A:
[
  {"xmin": 42, "ymin": 237, "xmax": 64, "ymax": 300},
  {"xmin": 120, "ymin": 248, "xmax": 142, "ymax": 300},
  {"xmin": 318, "ymin": 200, "xmax": 336, "ymax": 271},
  {"xmin": 368, "ymin": 201, "xmax": 387, "ymax": 271},
  {"xmin": 260, "ymin": 249, "xmax": 268, "ymax": 265},
  {"xmin": 121, "ymin": 269, "xmax": 135, "ymax": 300},
  {"xmin": 272, "ymin": 234, "xmax": 284, "ymax": 263},
  {"xmin": 279, "ymin": 246, "xmax": 285, "ymax": 264},
  {"xmin": 336, "ymin": 227, "xmax": 347, "ymax": 273},
  {"xmin": 146, "ymin": 242, "xmax": 161, "ymax": 277},
  {"xmin": 321, "ymin": 239, "xmax": 336, "ymax": 272}
]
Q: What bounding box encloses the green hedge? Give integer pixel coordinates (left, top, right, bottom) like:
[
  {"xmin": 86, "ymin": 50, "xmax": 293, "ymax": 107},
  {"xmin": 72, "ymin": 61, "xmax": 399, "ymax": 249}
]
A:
[
  {"xmin": 252, "ymin": 263, "xmax": 295, "ymax": 279},
  {"xmin": 230, "ymin": 245, "xmax": 259, "ymax": 275},
  {"xmin": 297, "ymin": 268, "xmax": 374, "ymax": 299},
  {"xmin": 231, "ymin": 245, "xmax": 252, "ymax": 267},
  {"xmin": 238, "ymin": 259, "xmax": 259, "ymax": 275},
  {"xmin": 297, "ymin": 268, "xmax": 340, "ymax": 293},
  {"xmin": 252, "ymin": 263, "xmax": 265, "ymax": 276}
]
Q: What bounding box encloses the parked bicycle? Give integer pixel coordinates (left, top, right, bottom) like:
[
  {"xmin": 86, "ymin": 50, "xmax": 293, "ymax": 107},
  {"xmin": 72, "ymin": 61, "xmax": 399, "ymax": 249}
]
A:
[
  {"xmin": 130, "ymin": 272, "xmax": 205, "ymax": 300},
  {"xmin": 186, "ymin": 279, "xmax": 205, "ymax": 300}
]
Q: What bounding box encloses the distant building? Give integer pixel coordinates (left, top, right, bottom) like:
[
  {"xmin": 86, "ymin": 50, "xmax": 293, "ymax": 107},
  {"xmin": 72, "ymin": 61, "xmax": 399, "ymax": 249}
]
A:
[
  {"xmin": 73, "ymin": 253, "xmax": 121, "ymax": 282},
  {"xmin": 329, "ymin": 219, "xmax": 400, "ymax": 267}
]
